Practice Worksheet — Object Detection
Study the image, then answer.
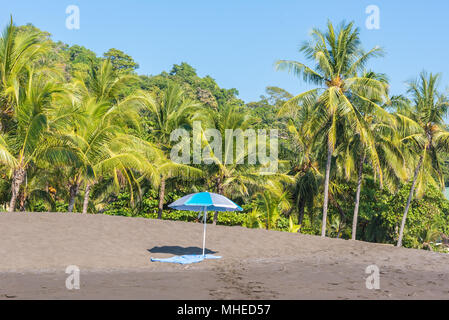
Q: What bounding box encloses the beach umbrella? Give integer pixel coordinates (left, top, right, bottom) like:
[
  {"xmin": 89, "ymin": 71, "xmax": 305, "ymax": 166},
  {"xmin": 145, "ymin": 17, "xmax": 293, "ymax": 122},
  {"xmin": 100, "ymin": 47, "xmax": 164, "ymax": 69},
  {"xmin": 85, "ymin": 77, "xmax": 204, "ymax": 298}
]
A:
[{"xmin": 168, "ymin": 192, "xmax": 243, "ymax": 256}]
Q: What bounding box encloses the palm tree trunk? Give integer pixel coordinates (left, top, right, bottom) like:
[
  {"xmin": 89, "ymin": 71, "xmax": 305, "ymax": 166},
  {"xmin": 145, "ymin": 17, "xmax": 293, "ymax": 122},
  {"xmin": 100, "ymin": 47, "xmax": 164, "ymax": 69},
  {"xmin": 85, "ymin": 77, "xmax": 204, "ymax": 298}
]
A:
[
  {"xmin": 213, "ymin": 212, "xmax": 219, "ymax": 225},
  {"xmin": 9, "ymin": 168, "xmax": 26, "ymax": 212},
  {"xmin": 157, "ymin": 177, "xmax": 166, "ymax": 219},
  {"xmin": 213, "ymin": 182, "xmax": 223, "ymax": 225},
  {"xmin": 68, "ymin": 181, "xmax": 80, "ymax": 213},
  {"xmin": 352, "ymin": 154, "xmax": 365, "ymax": 240},
  {"xmin": 82, "ymin": 183, "xmax": 91, "ymax": 214},
  {"xmin": 397, "ymin": 155, "xmax": 424, "ymax": 248},
  {"xmin": 321, "ymin": 144, "xmax": 333, "ymax": 237},
  {"xmin": 379, "ymin": 171, "xmax": 384, "ymax": 189},
  {"xmin": 0, "ymin": 112, "xmax": 4, "ymax": 134},
  {"xmin": 19, "ymin": 191, "xmax": 27, "ymax": 211},
  {"xmin": 298, "ymin": 199, "xmax": 306, "ymax": 233}
]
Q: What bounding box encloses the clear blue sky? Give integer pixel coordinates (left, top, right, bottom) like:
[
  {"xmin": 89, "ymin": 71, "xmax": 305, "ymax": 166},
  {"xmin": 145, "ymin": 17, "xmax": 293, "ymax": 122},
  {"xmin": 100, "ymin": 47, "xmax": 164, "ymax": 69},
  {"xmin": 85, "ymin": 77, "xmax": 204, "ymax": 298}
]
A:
[{"xmin": 2, "ymin": 0, "xmax": 449, "ymax": 103}]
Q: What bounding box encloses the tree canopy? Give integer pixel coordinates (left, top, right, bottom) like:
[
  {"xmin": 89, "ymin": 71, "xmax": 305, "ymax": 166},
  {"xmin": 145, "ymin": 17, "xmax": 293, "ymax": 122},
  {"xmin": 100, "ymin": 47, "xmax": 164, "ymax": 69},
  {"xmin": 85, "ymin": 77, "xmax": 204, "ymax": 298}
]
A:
[{"xmin": 1, "ymin": 18, "xmax": 449, "ymax": 252}]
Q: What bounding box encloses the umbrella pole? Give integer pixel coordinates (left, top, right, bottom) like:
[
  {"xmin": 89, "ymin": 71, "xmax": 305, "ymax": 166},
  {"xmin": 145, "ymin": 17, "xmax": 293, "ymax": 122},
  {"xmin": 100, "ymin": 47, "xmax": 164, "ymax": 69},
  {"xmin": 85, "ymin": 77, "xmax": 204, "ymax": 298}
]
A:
[{"xmin": 202, "ymin": 209, "xmax": 207, "ymax": 257}]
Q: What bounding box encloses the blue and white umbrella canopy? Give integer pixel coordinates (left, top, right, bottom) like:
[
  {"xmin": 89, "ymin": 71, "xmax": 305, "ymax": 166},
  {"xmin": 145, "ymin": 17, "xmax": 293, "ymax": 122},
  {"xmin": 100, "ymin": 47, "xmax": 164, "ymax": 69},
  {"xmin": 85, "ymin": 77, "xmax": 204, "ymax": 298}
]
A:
[
  {"xmin": 168, "ymin": 192, "xmax": 243, "ymax": 212},
  {"xmin": 168, "ymin": 192, "xmax": 243, "ymax": 257}
]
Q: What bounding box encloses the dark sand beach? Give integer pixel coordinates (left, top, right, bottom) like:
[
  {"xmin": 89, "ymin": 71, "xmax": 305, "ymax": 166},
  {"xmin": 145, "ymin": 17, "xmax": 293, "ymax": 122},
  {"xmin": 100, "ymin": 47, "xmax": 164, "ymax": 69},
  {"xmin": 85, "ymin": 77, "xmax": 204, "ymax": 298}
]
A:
[{"xmin": 1, "ymin": 212, "xmax": 449, "ymax": 299}]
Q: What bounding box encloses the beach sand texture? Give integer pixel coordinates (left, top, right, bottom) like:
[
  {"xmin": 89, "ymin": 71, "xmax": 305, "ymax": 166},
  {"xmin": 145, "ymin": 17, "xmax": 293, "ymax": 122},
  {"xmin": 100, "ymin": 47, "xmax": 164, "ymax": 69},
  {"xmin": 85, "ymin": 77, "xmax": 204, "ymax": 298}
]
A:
[{"xmin": 0, "ymin": 212, "xmax": 448, "ymax": 299}]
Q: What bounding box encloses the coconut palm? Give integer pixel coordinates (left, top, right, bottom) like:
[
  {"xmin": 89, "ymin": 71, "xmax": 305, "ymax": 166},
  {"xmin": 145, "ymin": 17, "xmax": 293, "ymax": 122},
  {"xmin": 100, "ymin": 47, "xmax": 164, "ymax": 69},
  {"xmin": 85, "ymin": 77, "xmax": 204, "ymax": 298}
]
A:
[
  {"xmin": 0, "ymin": 68, "xmax": 79, "ymax": 211},
  {"xmin": 136, "ymin": 84, "xmax": 202, "ymax": 147},
  {"xmin": 61, "ymin": 59, "xmax": 145, "ymax": 213},
  {"xmin": 394, "ymin": 72, "xmax": 449, "ymax": 247},
  {"xmin": 278, "ymin": 92, "xmax": 322, "ymax": 232},
  {"xmin": 139, "ymin": 91, "xmax": 259, "ymax": 223},
  {"xmin": 243, "ymin": 209, "xmax": 263, "ymax": 229},
  {"xmin": 276, "ymin": 21, "xmax": 388, "ymax": 237},
  {"xmin": 0, "ymin": 17, "xmax": 49, "ymax": 133},
  {"xmin": 60, "ymin": 97, "xmax": 150, "ymax": 213},
  {"xmin": 334, "ymin": 72, "xmax": 407, "ymax": 240},
  {"xmin": 74, "ymin": 59, "xmax": 136, "ymax": 104},
  {"xmin": 134, "ymin": 84, "xmax": 203, "ymax": 218},
  {"xmin": 15, "ymin": 164, "xmax": 57, "ymax": 212},
  {"xmin": 255, "ymin": 180, "xmax": 291, "ymax": 230},
  {"xmin": 418, "ymin": 222, "xmax": 441, "ymax": 251},
  {"xmin": 327, "ymin": 214, "xmax": 348, "ymax": 239},
  {"xmin": 198, "ymin": 104, "xmax": 261, "ymax": 224},
  {"xmin": 84, "ymin": 133, "xmax": 156, "ymax": 214},
  {"xmin": 142, "ymin": 153, "xmax": 202, "ymax": 219},
  {"xmin": 337, "ymin": 116, "xmax": 407, "ymax": 240}
]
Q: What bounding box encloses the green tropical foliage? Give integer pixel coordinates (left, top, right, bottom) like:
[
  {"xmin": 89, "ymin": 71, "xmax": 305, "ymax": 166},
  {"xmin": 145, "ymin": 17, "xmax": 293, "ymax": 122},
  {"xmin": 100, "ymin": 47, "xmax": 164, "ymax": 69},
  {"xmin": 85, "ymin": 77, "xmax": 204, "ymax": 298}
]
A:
[{"xmin": 1, "ymin": 18, "xmax": 449, "ymax": 252}]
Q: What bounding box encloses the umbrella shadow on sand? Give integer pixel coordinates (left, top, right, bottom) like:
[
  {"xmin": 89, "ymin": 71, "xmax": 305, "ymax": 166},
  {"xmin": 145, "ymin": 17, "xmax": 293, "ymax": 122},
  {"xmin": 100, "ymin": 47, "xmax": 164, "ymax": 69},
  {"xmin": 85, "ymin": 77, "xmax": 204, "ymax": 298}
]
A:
[{"xmin": 148, "ymin": 246, "xmax": 218, "ymax": 255}]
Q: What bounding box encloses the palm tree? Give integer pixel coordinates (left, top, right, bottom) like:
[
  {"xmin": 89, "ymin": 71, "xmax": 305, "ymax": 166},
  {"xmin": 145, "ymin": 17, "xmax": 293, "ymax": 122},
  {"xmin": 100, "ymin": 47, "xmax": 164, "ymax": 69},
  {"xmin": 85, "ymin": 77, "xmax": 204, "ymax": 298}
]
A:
[
  {"xmin": 0, "ymin": 68, "xmax": 78, "ymax": 211},
  {"xmin": 327, "ymin": 214, "xmax": 348, "ymax": 239},
  {"xmin": 60, "ymin": 97, "xmax": 149, "ymax": 214},
  {"xmin": 335, "ymin": 72, "xmax": 406, "ymax": 240},
  {"xmin": 83, "ymin": 133, "xmax": 154, "ymax": 214},
  {"xmin": 15, "ymin": 164, "xmax": 57, "ymax": 212},
  {"xmin": 137, "ymin": 84, "xmax": 201, "ymax": 146},
  {"xmin": 243, "ymin": 209, "xmax": 263, "ymax": 229},
  {"xmin": 0, "ymin": 17, "xmax": 49, "ymax": 133},
  {"xmin": 255, "ymin": 180, "xmax": 291, "ymax": 230},
  {"xmin": 337, "ymin": 115, "xmax": 406, "ymax": 240},
  {"xmin": 418, "ymin": 222, "xmax": 440, "ymax": 251},
  {"xmin": 62, "ymin": 60, "xmax": 144, "ymax": 213},
  {"xmin": 278, "ymin": 93, "xmax": 322, "ymax": 232},
  {"xmin": 395, "ymin": 72, "xmax": 449, "ymax": 247},
  {"xmin": 74, "ymin": 59, "xmax": 136, "ymax": 104},
  {"xmin": 143, "ymin": 153, "xmax": 202, "ymax": 219},
  {"xmin": 276, "ymin": 21, "xmax": 388, "ymax": 237},
  {"xmin": 198, "ymin": 104, "xmax": 261, "ymax": 224},
  {"xmin": 134, "ymin": 84, "xmax": 202, "ymax": 218},
  {"xmin": 139, "ymin": 89, "xmax": 258, "ymax": 223}
]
